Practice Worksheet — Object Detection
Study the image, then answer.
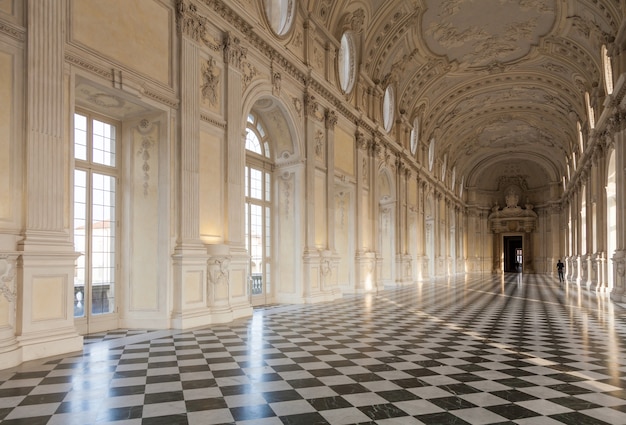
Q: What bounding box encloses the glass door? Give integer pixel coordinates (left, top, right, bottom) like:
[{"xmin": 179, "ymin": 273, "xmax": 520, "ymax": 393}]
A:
[
  {"xmin": 73, "ymin": 112, "xmax": 119, "ymax": 334},
  {"xmin": 245, "ymin": 165, "xmax": 272, "ymax": 306}
]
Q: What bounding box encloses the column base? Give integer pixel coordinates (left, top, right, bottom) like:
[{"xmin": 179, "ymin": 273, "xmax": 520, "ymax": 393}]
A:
[{"xmin": 17, "ymin": 327, "xmax": 83, "ymax": 363}]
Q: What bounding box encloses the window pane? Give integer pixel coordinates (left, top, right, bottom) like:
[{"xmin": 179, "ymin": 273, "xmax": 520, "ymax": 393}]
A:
[
  {"xmin": 91, "ymin": 173, "xmax": 116, "ymax": 315},
  {"xmin": 265, "ymin": 172, "xmax": 271, "ymax": 201},
  {"xmin": 74, "ymin": 114, "xmax": 88, "ymax": 161},
  {"xmin": 245, "ymin": 202, "xmax": 250, "ymax": 251},
  {"xmin": 73, "ymin": 169, "xmax": 87, "ymax": 318},
  {"xmin": 265, "ymin": 206, "xmax": 271, "ymax": 258},
  {"xmin": 250, "ymin": 168, "xmax": 263, "ymax": 200},
  {"xmin": 92, "ymin": 119, "xmax": 116, "ymax": 167},
  {"xmin": 245, "ymin": 129, "xmax": 262, "ymax": 154},
  {"xmin": 245, "ymin": 166, "xmax": 249, "ymax": 198},
  {"xmin": 250, "ymin": 204, "xmax": 263, "ymax": 274}
]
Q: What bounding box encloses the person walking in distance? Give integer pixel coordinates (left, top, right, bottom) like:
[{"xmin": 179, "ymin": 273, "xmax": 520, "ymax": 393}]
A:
[{"xmin": 556, "ymin": 259, "xmax": 565, "ymax": 282}]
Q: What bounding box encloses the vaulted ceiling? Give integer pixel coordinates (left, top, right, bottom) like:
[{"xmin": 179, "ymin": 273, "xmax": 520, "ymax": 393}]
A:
[{"xmin": 306, "ymin": 0, "xmax": 620, "ymax": 195}]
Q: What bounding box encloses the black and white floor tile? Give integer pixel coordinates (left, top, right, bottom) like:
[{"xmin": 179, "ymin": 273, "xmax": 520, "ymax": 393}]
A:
[{"xmin": 1, "ymin": 273, "xmax": 626, "ymax": 424}]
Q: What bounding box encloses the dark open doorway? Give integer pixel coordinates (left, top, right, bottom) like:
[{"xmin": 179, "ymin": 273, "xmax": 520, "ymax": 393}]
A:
[{"xmin": 504, "ymin": 235, "xmax": 523, "ymax": 272}]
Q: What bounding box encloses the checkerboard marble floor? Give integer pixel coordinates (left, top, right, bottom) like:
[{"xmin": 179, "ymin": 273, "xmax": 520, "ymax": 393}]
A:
[{"xmin": 2, "ymin": 273, "xmax": 626, "ymax": 425}]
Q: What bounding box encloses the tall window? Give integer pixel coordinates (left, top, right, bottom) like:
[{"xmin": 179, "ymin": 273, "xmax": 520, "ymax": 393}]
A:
[
  {"xmin": 410, "ymin": 116, "xmax": 419, "ymax": 155},
  {"xmin": 602, "ymin": 44, "xmax": 614, "ymax": 95},
  {"xmin": 577, "ymin": 121, "xmax": 584, "ymax": 153},
  {"xmin": 580, "ymin": 186, "xmax": 586, "ymax": 255},
  {"xmin": 73, "ymin": 112, "xmax": 118, "ymax": 319},
  {"xmin": 338, "ymin": 32, "xmax": 356, "ymax": 94},
  {"xmin": 383, "ymin": 85, "xmax": 395, "ymax": 133},
  {"xmin": 585, "ymin": 91, "xmax": 595, "ymax": 129},
  {"xmin": 245, "ymin": 113, "xmax": 272, "ymax": 304},
  {"xmin": 607, "ymin": 152, "xmax": 617, "ymax": 288}
]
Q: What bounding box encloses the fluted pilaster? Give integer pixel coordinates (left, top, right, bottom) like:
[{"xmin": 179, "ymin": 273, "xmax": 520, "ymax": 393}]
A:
[
  {"xmin": 25, "ymin": 0, "xmax": 65, "ymax": 234},
  {"xmin": 180, "ymin": 38, "xmax": 201, "ymax": 242}
]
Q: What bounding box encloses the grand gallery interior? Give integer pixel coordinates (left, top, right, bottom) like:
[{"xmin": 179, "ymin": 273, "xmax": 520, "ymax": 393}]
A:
[{"xmin": 1, "ymin": 1, "xmax": 626, "ymax": 424}]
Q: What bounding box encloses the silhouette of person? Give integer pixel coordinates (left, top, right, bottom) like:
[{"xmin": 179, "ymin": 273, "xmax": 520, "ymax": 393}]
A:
[{"xmin": 556, "ymin": 259, "xmax": 565, "ymax": 282}]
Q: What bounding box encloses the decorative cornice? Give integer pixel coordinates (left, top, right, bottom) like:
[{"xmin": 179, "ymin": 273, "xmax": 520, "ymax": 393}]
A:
[
  {"xmin": 200, "ymin": 112, "xmax": 226, "ymax": 129},
  {"xmin": 142, "ymin": 87, "xmax": 180, "ymax": 109},
  {"xmin": 0, "ymin": 20, "xmax": 25, "ymax": 42},
  {"xmin": 65, "ymin": 52, "xmax": 113, "ymax": 80}
]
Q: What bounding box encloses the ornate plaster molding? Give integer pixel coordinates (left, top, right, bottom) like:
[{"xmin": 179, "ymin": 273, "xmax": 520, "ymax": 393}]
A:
[
  {"xmin": 0, "ymin": 20, "xmax": 25, "ymax": 42},
  {"xmin": 0, "ymin": 254, "xmax": 17, "ymax": 303}
]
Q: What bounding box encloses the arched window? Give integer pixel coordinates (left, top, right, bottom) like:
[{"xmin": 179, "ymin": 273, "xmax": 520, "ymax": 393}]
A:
[
  {"xmin": 338, "ymin": 32, "xmax": 356, "ymax": 95},
  {"xmin": 602, "ymin": 44, "xmax": 614, "ymax": 95},
  {"xmin": 246, "ymin": 114, "xmax": 271, "ymax": 158}
]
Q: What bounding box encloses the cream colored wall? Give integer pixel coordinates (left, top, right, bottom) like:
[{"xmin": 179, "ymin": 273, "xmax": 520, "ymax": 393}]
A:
[
  {"xmin": 199, "ymin": 130, "xmax": 223, "ymax": 244},
  {"xmin": 0, "ymin": 51, "xmax": 11, "ymax": 222},
  {"xmin": 70, "ymin": 0, "xmax": 171, "ymax": 85},
  {"xmin": 0, "ymin": 297, "xmax": 7, "ymax": 327},
  {"xmin": 314, "ymin": 170, "xmax": 327, "ymax": 247},
  {"xmin": 0, "ymin": 0, "xmax": 11, "ymax": 15},
  {"xmin": 362, "ymin": 191, "xmax": 371, "ymax": 249},
  {"xmin": 31, "ymin": 277, "xmax": 66, "ymax": 321},
  {"xmin": 277, "ymin": 172, "xmax": 298, "ymax": 295},
  {"xmin": 334, "ymin": 127, "xmax": 354, "ymax": 176},
  {"xmin": 409, "ymin": 179, "xmax": 417, "ymax": 208}
]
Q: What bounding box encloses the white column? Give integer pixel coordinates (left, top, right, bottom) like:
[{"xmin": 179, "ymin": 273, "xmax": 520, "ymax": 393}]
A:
[
  {"xmin": 16, "ymin": 0, "xmax": 82, "ymax": 364},
  {"xmin": 171, "ymin": 8, "xmax": 210, "ymax": 329},
  {"xmin": 611, "ymin": 116, "xmax": 626, "ymax": 301}
]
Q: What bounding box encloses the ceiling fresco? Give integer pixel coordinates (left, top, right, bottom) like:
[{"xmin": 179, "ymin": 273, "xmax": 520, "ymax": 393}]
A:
[{"xmin": 308, "ymin": 0, "xmax": 619, "ymax": 192}]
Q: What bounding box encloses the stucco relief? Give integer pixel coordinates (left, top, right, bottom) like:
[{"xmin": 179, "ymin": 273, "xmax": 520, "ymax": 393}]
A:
[
  {"xmin": 0, "ymin": 255, "xmax": 16, "ymax": 303},
  {"xmin": 240, "ymin": 61, "xmax": 259, "ymax": 94},
  {"xmin": 137, "ymin": 120, "xmax": 156, "ymax": 197},
  {"xmin": 422, "ymin": 0, "xmax": 556, "ymax": 68},
  {"xmin": 201, "ymin": 57, "xmax": 220, "ymax": 110},
  {"xmin": 315, "ymin": 129, "xmax": 324, "ymax": 160},
  {"xmin": 280, "ymin": 172, "xmax": 294, "ymax": 217}
]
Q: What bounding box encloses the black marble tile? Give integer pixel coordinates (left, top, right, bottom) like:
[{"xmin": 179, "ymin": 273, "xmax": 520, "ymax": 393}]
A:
[
  {"xmin": 307, "ymin": 396, "xmax": 353, "ymax": 411},
  {"xmin": 261, "ymin": 389, "xmax": 303, "ymax": 403},
  {"xmin": 98, "ymin": 405, "xmax": 143, "ymax": 421},
  {"xmin": 358, "ymin": 403, "xmax": 409, "ymax": 420},
  {"xmin": 486, "ymin": 403, "xmax": 540, "ymax": 420},
  {"xmin": 141, "ymin": 413, "xmax": 189, "ymax": 425},
  {"xmin": 548, "ymin": 396, "xmax": 602, "ymax": 411},
  {"xmin": 415, "ymin": 411, "xmax": 471, "ymax": 424},
  {"xmin": 229, "ymin": 404, "xmax": 276, "ymax": 421},
  {"xmin": 376, "ymin": 389, "xmax": 419, "ymax": 402},
  {"xmin": 329, "ymin": 383, "xmax": 370, "ymax": 395},
  {"xmin": 185, "ymin": 397, "xmax": 227, "ymax": 411},
  {"xmin": 280, "ymin": 412, "xmax": 330, "ymax": 425},
  {"xmin": 428, "ymin": 396, "xmax": 477, "ymax": 410},
  {"xmin": 549, "ymin": 411, "xmax": 612, "ymax": 425}
]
